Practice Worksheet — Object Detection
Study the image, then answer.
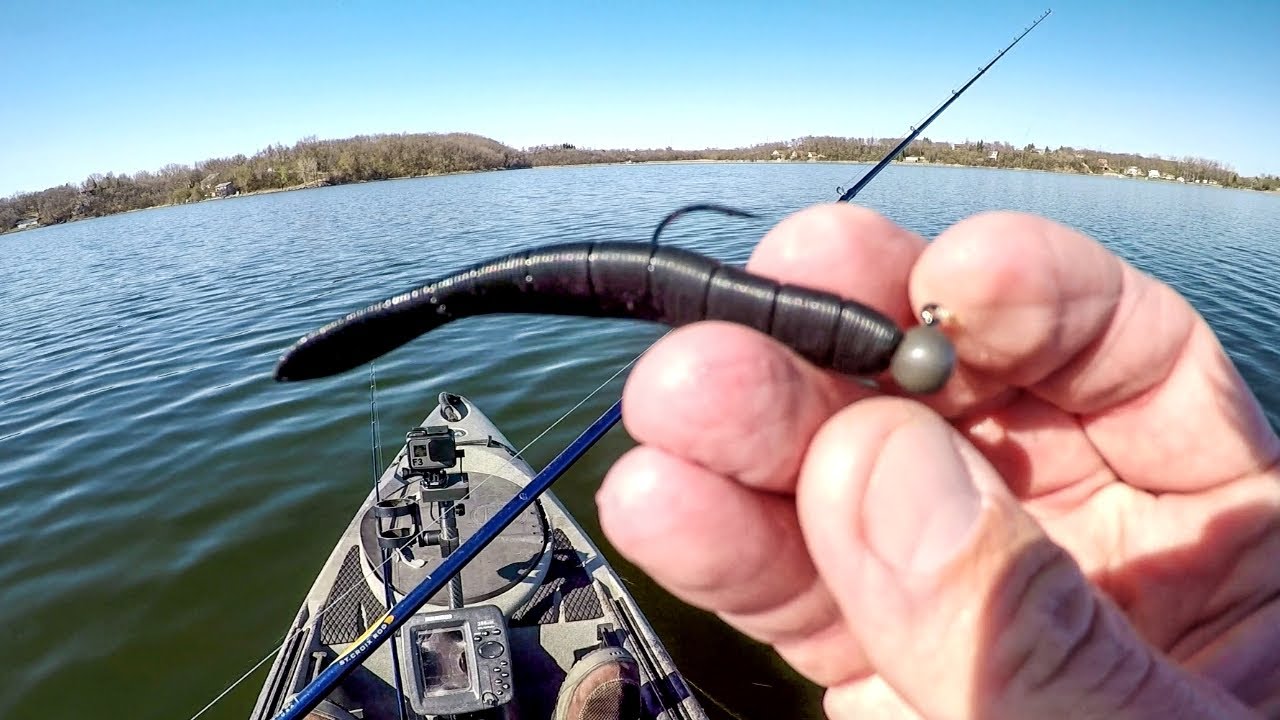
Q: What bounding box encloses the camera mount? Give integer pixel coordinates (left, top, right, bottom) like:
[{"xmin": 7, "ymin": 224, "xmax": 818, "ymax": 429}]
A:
[{"xmin": 402, "ymin": 425, "xmax": 468, "ymax": 608}]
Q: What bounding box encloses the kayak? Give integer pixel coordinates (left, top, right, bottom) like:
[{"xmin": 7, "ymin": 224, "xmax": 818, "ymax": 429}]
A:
[{"xmin": 248, "ymin": 392, "xmax": 707, "ymax": 720}]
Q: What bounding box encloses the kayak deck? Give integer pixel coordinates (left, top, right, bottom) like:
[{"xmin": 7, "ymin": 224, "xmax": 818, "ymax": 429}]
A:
[{"xmin": 249, "ymin": 392, "xmax": 706, "ymax": 720}]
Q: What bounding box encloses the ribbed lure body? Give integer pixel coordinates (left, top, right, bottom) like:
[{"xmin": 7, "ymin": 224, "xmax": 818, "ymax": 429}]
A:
[{"xmin": 276, "ymin": 241, "xmax": 905, "ymax": 383}]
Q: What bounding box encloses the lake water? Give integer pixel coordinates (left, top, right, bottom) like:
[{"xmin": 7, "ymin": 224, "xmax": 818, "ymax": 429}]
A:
[{"xmin": 3, "ymin": 163, "xmax": 1279, "ymax": 720}]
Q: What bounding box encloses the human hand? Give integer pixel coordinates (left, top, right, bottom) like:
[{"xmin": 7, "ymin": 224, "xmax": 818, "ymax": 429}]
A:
[{"xmin": 596, "ymin": 205, "xmax": 1280, "ymax": 718}]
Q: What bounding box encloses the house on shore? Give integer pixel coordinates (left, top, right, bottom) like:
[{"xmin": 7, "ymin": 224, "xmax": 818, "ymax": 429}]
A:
[
  {"xmin": 1147, "ymin": 169, "xmax": 1161, "ymax": 179},
  {"xmin": 1124, "ymin": 166, "xmax": 1141, "ymax": 177},
  {"xmin": 213, "ymin": 181, "xmax": 237, "ymax": 198},
  {"xmin": 16, "ymin": 217, "xmax": 39, "ymax": 230}
]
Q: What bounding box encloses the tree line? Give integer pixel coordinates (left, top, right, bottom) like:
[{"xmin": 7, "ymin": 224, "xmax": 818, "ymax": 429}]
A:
[
  {"xmin": 882, "ymin": 137, "xmax": 1276, "ymax": 189},
  {"xmin": 0, "ymin": 133, "xmax": 530, "ymax": 232},
  {"xmin": 3, "ymin": 132, "xmax": 1276, "ymax": 233}
]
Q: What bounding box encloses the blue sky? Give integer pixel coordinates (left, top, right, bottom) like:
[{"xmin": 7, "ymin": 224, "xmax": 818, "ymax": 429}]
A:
[{"xmin": 2, "ymin": 1, "xmax": 1277, "ymax": 196}]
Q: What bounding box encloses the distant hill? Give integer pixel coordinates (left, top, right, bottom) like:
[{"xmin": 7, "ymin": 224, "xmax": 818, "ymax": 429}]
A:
[{"xmin": 3, "ymin": 132, "xmax": 1275, "ymax": 233}]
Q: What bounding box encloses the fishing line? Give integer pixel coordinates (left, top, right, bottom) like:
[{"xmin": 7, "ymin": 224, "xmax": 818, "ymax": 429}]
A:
[
  {"xmin": 192, "ymin": 10, "xmax": 1051, "ymax": 714},
  {"xmin": 188, "ymin": 648, "xmax": 285, "ymax": 720},
  {"xmin": 683, "ymin": 675, "xmax": 750, "ymax": 720}
]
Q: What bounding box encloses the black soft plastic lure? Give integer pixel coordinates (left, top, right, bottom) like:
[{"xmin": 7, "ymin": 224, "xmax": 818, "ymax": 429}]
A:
[{"xmin": 274, "ymin": 240, "xmax": 955, "ymax": 394}]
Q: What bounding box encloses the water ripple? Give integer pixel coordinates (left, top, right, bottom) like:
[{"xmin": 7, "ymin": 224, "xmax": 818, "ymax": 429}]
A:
[{"xmin": 1, "ymin": 165, "xmax": 1278, "ymax": 720}]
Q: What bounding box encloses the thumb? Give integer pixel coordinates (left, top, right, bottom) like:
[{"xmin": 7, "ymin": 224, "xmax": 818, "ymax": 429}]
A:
[{"xmin": 796, "ymin": 398, "xmax": 1253, "ymax": 719}]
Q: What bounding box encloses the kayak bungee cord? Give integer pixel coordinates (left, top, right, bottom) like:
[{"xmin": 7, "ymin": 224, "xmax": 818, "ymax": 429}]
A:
[{"xmin": 191, "ymin": 11, "xmax": 1052, "ymax": 720}]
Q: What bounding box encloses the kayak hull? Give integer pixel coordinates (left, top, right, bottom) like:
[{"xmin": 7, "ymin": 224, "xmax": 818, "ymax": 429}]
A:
[{"xmin": 248, "ymin": 393, "xmax": 707, "ymax": 720}]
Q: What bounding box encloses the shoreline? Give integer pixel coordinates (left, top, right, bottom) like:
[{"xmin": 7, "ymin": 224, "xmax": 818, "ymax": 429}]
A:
[{"xmin": 5, "ymin": 160, "xmax": 1275, "ymax": 235}]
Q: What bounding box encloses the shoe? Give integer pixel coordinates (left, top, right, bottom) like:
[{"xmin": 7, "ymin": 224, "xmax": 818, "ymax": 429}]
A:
[{"xmin": 552, "ymin": 646, "xmax": 642, "ymax": 720}]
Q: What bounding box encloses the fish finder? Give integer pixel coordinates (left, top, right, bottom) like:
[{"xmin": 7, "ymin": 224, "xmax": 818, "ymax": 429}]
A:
[{"xmin": 398, "ymin": 604, "xmax": 517, "ymax": 718}]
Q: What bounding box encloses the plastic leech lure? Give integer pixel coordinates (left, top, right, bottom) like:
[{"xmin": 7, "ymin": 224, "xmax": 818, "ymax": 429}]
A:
[{"xmin": 273, "ymin": 233, "xmax": 957, "ymax": 394}]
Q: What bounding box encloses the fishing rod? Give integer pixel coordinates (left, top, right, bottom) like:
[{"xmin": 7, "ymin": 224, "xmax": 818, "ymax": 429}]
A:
[
  {"xmin": 837, "ymin": 8, "xmax": 1051, "ymax": 202},
  {"xmin": 367, "ymin": 362, "xmax": 409, "ymax": 720},
  {"xmin": 267, "ymin": 11, "xmax": 1051, "ymax": 720}
]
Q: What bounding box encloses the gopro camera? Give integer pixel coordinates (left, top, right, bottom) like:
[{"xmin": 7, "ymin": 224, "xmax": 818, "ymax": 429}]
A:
[{"xmin": 405, "ymin": 425, "xmax": 457, "ymax": 473}]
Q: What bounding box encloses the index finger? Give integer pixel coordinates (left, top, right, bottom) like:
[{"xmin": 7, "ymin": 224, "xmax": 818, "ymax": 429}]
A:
[
  {"xmin": 911, "ymin": 211, "xmax": 1280, "ymax": 491},
  {"xmin": 621, "ymin": 203, "xmax": 925, "ymax": 492}
]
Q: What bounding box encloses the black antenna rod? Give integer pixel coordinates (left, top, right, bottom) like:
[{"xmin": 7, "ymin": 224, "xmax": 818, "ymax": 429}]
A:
[{"xmin": 837, "ymin": 8, "xmax": 1052, "ymax": 202}]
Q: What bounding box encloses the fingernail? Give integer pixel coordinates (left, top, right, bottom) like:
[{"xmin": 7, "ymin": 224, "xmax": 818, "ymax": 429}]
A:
[{"xmin": 863, "ymin": 417, "xmax": 983, "ymax": 577}]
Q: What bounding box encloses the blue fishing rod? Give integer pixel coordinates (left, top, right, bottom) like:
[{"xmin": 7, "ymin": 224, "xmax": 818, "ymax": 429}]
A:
[
  {"xmin": 837, "ymin": 8, "xmax": 1051, "ymax": 202},
  {"xmin": 270, "ymin": 11, "xmax": 1051, "ymax": 720}
]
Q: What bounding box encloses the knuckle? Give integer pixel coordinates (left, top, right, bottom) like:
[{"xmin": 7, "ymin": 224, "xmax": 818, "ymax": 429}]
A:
[{"xmin": 986, "ymin": 540, "xmax": 1156, "ymax": 712}]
